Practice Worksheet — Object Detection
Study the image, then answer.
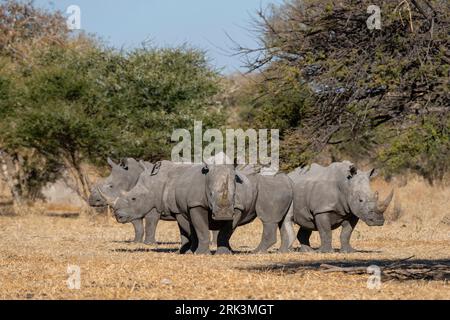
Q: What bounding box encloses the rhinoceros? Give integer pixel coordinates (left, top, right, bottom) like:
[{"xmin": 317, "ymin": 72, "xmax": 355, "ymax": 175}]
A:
[
  {"xmin": 285, "ymin": 161, "xmax": 394, "ymax": 253},
  {"xmin": 101, "ymin": 160, "xmax": 195, "ymax": 252},
  {"xmin": 172, "ymin": 161, "xmax": 238, "ymax": 254},
  {"xmin": 88, "ymin": 157, "xmax": 175, "ymax": 244}
]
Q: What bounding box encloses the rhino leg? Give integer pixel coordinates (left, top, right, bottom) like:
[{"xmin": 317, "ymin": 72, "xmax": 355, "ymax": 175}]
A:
[
  {"xmin": 175, "ymin": 214, "xmax": 193, "ymax": 254},
  {"xmin": 188, "ymin": 222, "xmax": 199, "ymax": 254},
  {"xmin": 189, "ymin": 207, "xmax": 211, "ymax": 255},
  {"xmin": 315, "ymin": 213, "xmax": 333, "ymax": 253},
  {"xmin": 215, "ymin": 221, "xmax": 233, "ymax": 255},
  {"xmin": 143, "ymin": 210, "xmax": 160, "ymax": 245},
  {"xmin": 131, "ymin": 219, "xmax": 144, "ymax": 243},
  {"xmin": 297, "ymin": 227, "xmax": 314, "ymax": 252},
  {"xmin": 278, "ymin": 204, "xmax": 295, "ymax": 253},
  {"xmin": 253, "ymin": 222, "xmax": 277, "ymax": 254},
  {"xmin": 210, "ymin": 230, "xmax": 219, "ymax": 245},
  {"xmin": 340, "ymin": 216, "xmax": 359, "ymax": 253}
]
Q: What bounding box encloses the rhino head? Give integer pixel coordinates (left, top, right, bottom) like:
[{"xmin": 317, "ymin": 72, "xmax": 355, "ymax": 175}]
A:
[
  {"xmin": 346, "ymin": 166, "xmax": 394, "ymax": 226},
  {"xmin": 108, "ymin": 161, "xmax": 160, "ymax": 224},
  {"xmin": 88, "ymin": 157, "xmax": 143, "ymax": 208},
  {"xmin": 202, "ymin": 162, "xmax": 237, "ymax": 220}
]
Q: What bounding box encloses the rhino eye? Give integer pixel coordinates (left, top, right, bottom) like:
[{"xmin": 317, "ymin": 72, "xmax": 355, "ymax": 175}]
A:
[
  {"xmin": 131, "ymin": 197, "xmax": 136, "ymax": 201},
  {"xmin": 359, "ymin": 199, "xmax": 363, "ymax": 203}
]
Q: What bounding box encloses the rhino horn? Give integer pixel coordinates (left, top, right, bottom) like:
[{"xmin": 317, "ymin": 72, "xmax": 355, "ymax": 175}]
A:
[
  {"xmin": 97, "ymin": 187, "xmax": 117, "ymax": 207},
  {"xmin": 377, "ymin": 189, "xmax": 394, "ymax": 214}
]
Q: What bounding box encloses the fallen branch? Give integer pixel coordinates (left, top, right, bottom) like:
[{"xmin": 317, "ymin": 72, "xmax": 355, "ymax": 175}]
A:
[{"xmin": 319, "ymin": 257, "xmax": 449, "ymax": 281}]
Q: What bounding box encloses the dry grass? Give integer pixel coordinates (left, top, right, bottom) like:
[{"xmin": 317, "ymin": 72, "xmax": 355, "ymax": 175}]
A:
[
  {"xmin": 371, "ymin": 175, "xmax": 450, "ymax": 240},
  {"xmin": 0, "ymin": 177, "xmax": 448, "ymax": 300}
]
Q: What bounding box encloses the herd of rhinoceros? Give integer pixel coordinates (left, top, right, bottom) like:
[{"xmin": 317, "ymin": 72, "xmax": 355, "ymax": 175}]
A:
[{"xmin": 88, "ymin": 156, "xmax": 394, "ymax": 255}]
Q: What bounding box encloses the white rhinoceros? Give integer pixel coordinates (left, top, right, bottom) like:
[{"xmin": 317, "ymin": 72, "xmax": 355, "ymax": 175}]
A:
[{"xmin": 284, "ymin": 161, "xmax": 394, "ymax": 253}]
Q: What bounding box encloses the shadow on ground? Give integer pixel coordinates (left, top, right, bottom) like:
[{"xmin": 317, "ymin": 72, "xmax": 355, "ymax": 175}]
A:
[
  {"xmin": 110, "ymin": 244, "xmax": 383, "ymax": 255},
  {"xmin": 113, "ymin": 248, "xmax": 179, "ymax": 253},
  {"xmin": 289, "ymin": 247, "xmax": 383, "ymax": 254},
  {"xmin": 111, "ymin": 240, "xmax": 180, "ymax": 245}
]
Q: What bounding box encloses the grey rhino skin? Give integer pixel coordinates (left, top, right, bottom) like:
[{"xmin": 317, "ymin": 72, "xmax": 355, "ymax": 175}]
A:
[
  {"xmin": 233, "ymin": 165, "xmax": 294, "ymax": 253},
  {"xmin": 156, "ymin": 161, "xmax": 237, "ymax": 254},
  {"xmin": 172, "ymin": 164, "xmax": 294, "ymax": 254},
  {"xmin": 285, "ymin": 161, "xmax": 394, "ymax": 253},
  {"xmin": 110, "ymin": 161, "xmax": 236, "ymax": 254},
  {"xmin": 112, "ymin": 161, "xmax": 293, "ymax": 255},
  {"xmin": 88, "ymin": 157, "xmax": 174, "ymax": 244}
]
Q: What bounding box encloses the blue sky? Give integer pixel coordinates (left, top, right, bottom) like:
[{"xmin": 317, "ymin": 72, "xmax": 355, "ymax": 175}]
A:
[{"xmin": 34, "ymin": 0, "xmax": 282, "ymax": 74}]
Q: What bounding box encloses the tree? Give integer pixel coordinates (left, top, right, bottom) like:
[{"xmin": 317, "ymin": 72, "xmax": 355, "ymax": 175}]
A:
[
  {"xmin": 0, "ymin": 1, "xmax": 225, "ymax": 201},
  {"xmin": 235, "ymin": 0, "xmax": 449, "ymax": 179},
  {"xmin": 0, "ymin": 0, "xmax": 69, "ymax": 60}
]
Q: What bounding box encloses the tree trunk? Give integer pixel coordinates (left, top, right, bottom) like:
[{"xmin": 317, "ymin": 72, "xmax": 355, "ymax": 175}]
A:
[
  {"xmin": 0, "ymin": 150, "xmax": 22, "ymax": 205},
  {"xmin": 73, "ymin": 162, "xmax": 91, "ymax": 201},
  {"xmin": 62, "ymin": 153, "xmax": 91, "ymax": 202}
]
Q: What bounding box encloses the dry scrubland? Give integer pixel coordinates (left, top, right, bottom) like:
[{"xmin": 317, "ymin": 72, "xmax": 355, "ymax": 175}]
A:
[{"xmin": 0, "ymin": 176, "xmax": 449, "ymax": 300}]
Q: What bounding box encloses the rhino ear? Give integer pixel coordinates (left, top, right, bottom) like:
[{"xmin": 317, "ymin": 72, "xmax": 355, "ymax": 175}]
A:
[
  {"xmin": 368, "ymin": 168, "xmax": 379, "ymax": 179},
  {"xmin": 120, "ymin": 158, "xmax": 129, "ymax": 170},
  {"xmin": 201, "ymin": 163, "xmax": 210, "ymax": 175},
  {"xmin": 347, "ymin": 165, "xmax": 358, "ymax": 180},
  {"xmin": 151, "ymin": 161, "xmax": 162, "ymax": 176}
]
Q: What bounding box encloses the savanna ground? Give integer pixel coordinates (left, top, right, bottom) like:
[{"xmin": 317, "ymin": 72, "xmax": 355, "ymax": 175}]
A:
[{"xmin": 0, "ymin": 177, "xmax": 449, "ymax": 300}]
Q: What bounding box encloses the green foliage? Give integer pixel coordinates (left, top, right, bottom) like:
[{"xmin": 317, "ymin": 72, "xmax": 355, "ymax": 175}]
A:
[
  {"xmin": 235, "ymin": 0, "xmax": 450, "ymax": 179},
  {"xmin": 229, "ymin": 65, "xmax": 314, "ymax": 133},
  {"xmin": 0, "ymin": 75, "xmax": 10, "ymax": 116},
  {"xmin": 0, "ymin": 1, "xmax": 225, "ymax": 198},
  {"xmin": 378, "ymin": 118, "xmax": 450, "ymax": 182}
]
